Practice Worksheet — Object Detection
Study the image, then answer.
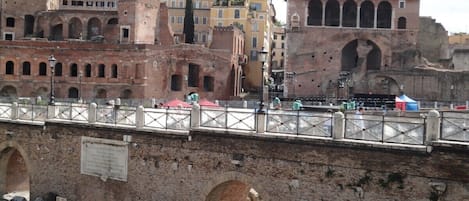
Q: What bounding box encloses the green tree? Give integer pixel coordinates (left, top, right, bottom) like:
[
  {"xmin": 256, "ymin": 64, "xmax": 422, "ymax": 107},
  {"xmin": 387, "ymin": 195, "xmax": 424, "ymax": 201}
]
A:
[{"xmin": 183, "ymin": 0, "xmax": 195, "ymax": 43}]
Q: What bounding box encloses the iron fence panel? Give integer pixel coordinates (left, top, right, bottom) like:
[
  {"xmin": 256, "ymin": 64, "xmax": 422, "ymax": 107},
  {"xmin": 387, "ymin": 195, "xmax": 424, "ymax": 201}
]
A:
[
  {"xmin": 115, "ymin": 107, "xmax": 137, "ymax": 126},
  {"xmin": 96, "ymin": 106, "xmax": 115, "ymax": 124},
  {"xmin": 345, "ymin": 114, "xmax": 383, "ymax": 142},
  {"xmin": 18, "ymin": 104, "xmax": 47, "ymax": 122},
  {"xmin": 143, "ymin": 108, "xmax": 190, "ymax": 130},
  {"xmin": 441, "ymin": 112, "xmax": 469, "ymax": 142},
  {"xmin": 200, "ymin": 107, "xmax": 256, "ymax": 131},
  {"xmin": 0, "ymin": 103, "xmax": 11, "ymax": 119},
  {"xmin": 267, "ymin": 110, "xmax": 333, "ymax": 137},
  {"xmin": 382, "ymin": 116, "xmax": 425, "ymax": 145},
  {"xmin": 267, "ymin": 110, "xmax": 298, "ymax": 134}
]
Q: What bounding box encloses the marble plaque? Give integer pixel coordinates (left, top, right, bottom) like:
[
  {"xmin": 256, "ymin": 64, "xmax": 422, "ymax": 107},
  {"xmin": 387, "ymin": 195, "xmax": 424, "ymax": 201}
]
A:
[{"xmin": 81, "ymin": 136, "xmax": 128, "ymax": 181}]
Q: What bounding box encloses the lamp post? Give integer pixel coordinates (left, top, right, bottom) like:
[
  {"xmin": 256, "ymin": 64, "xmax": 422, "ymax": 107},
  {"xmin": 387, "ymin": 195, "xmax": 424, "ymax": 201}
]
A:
[
  {"xmin": 48, "ymin": 55, "xmax": 56, "ymax": 105},
  {"xmin": 258, "ymin": 47, "xmax": 268, "ymax": 113},
  {"xmin": 79, "ymin": 70, "xmax": 83, "ymax": 103}
]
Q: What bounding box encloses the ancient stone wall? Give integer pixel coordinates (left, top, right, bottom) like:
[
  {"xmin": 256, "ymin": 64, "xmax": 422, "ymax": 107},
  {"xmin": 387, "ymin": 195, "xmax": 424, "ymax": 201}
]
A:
[{"xmin": 0, "ymin": 122, "xmax": 468, "ymax": 200}]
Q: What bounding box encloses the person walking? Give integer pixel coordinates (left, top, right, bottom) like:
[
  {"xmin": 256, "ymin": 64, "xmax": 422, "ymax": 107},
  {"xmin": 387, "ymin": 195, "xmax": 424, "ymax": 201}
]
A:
[
  {"xmin": 273, "ymin": 97, "xmax": 282, "ymax": 109},
  {"xmin": 292, "ymin": 100, "xmax": 303, "ymax": 110}
]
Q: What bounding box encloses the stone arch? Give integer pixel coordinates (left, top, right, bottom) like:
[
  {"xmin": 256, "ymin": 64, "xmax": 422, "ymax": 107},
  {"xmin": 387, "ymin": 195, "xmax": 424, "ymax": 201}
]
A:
[
  {"xmin": 325, "ymin": 0, "xmax": 340, "ymax": 26},
  {"xmin": 107, "ymin": 18, "xmax": 118, "ymax": 25},
  {"xmin": 307, "ymin": 0, "xmax": 322, "ymax": 26},
  {"xmin": 0, "ymin": 141, "xmax": 31, "ymax": 200},
  {"xmin": 68, "ymin": 87, "xmax": 79, "ymax": 98},
  {"xmin": 371, "ymin": 75, "xmax": 400, "ymax": 95},
  {"xmin": 397, "ymin": 17, "xmax": 406, "ymax": 29},
  {"xmin": 68, "ymin": 17, "xmax": 83, "ymax": 39},
  {"xmin": 0, "ymin": 86, "xmax": 17, "ymax": 98},
  {"xmin": 377, "ymin": 1, "xmax": 392, "ymax": 28},
  {"xmin": 341, "ymin": 39, "xmax": 382, "ymax": 71},
  {"xmin": 96, "ymin": 88, "xmax": 107, "ymax": 99},
  {"xmin": 120, "ymin": 89, "xmax": 132, "ymax": 99},
  {"xmin": 5, "ymin": 61, "xmax": 14, "ymax": 75},
  {"xmin": 87, "ymin": 18, "xmax": 102, "ymax": 40},
  {"xmin": 50, "ymin": 16, "xmax": 64, "ymax": 41},
  {"xmin": 203, "ymin": 172, "xmax": 267, "ymax": 201},
  {"xmin": 360, "ymin": 1, "xmax": 374, "ymax": 28},
  {"xmin": 33, "ymin": 87, "xmax": 48, "ymax": 98},
  {"xmin": 342, "ymin": 0, "xmax": 357, "ymax": 27}
]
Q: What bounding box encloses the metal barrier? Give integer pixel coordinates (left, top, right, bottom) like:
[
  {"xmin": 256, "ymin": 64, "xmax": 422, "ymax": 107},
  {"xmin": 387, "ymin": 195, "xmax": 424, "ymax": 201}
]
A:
[
  {"xmin": 17, "ymin": 104, "xmax": 47, "ymax": 122},
  {"xmin": 267, "ymin": 110, "xmax": 333, "ymax": 137},
  {"xmin": 143, "ymin": 108, "xmax": 191, "ymax": 130},
  {"xmin": 0, "ymin": 103, "xmax": 12, "ymax": 119},
  {"xmin": 54, "ymin": 103, "xmax": 89, "ymax": 122},
  {"xmin": 200, "ymin": 107, "xmax": 256, "ymax": 131},
  {"xmin": 345, "ymin": 114, "xmax": 425, "ymax": 145},
  {"xmin": 441, "ymin": 112, "xmax": 469, "ymax": 142}
]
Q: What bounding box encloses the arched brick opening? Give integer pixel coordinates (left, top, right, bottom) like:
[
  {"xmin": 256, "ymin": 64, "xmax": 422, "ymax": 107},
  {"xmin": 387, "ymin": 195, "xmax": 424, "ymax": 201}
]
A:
[
  {"xmin": 68, "ymin": 87, "xmax": 79, "ymax": 98},
  {"xmin": 0, "ymin": 142, "xmax": 31, "ymax": 201},
  {"xmin": 96, "ymin": 88, "xmax": 107, "ymax": 99},
  {"xmin": 0, "ymin": 85, "xmax": 17, "ymax": 98},
  {"xmin": 360, "ymin": 1, "xmax": 374, "ymax": 28},
  {"xmin": 371, "ymin": 75, "xmax": 400, "ymax": 95},
  {"xmin": 203, "ymin": 172, "xmax": 268, "ymax": 201},
  {"xmin": 398, "ymin": 17, "xmax": 407, "ymax": 29},
  {"xmin": 87, "ymin": 18, "xmax": 102, "ymax": 40},
  {"xmin": 325, "ymin": 0, "xmax": 340, "ymax": 26},
  {"xmin": 377, "ymin": 1, "xmax": 392, "ymax": 28},
  {"xmin": 24, "ymin": 15, "xmax": 35, "ymax": 37},
  {"xmin": 120, "ymin": 89, "xmax": 132, "ymax": 99},
  {"xmin": 307, "ymin": 0, "xmax": 322, "ymax": 26},
  {"xmin": 341, "ymin": 39, "xmax": 382, "ymax": 71},
  {"xmin": 68, "ymin": 17, "xmax": 83, "ymax": 39},
  {"xmin": 342, "ymin": 0, "xmax": 357, "ymax": 27}
]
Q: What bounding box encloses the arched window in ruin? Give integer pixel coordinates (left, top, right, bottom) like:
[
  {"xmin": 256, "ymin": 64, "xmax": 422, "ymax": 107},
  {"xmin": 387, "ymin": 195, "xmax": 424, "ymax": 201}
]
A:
[
  {"xmin": 341, "ymin": 40, "xmax": 359, "ymax": 71},
  {"xmin": 85, "ymin": 64, "xmax": 92, "ymax": 77},
  {"xmin": 68, "ymin": 17, "xmax": 83, "ymax": 39},
  {"xmin": 111, "ymin": 64, "xmax": 118, "ymax": 78},
  {"xmin": 24, "ymin": 15, "xmax": 35, "ymax": 36},
  {"xmin": 51, "ymin": 24, "xmax": 63, "ymax": 40},
  {"xmin": 22, "ymin": 62, "xmax": 31, "ymax": 75},
  {"xmin": 107, "ymin": 18, "xmax": 118, "ymax": 25},
  {"xmin": 307, "ymin": 0, "xmax": 322, "ymax": 26},
  {"xmin": 188, "ymin": 63, "xmax": 200, "ymax": 87},
  {"xmin": 70, "ymin": 63, "xmax": 78, "ymax": 77},
  {"xmin": 325, "ymin": 0, "xmax": 340, "ymax": 26},
  {"xmin": 206, "ymin": 180, "xmax": 260, "ymax": 201},
  {"xmin": 0, "ymin": 85, "xmax": 17, "ymax": 98},
  {"xmin": 171, "ymin": 74, "xmax": 182, "ymax": 91},
  {"xmin": 342, "ymin": 0, "xmax": 357, "ymax": 27},
  {"xmin": 360, "ymin": 1, "xmax": 374, "ymax": 28},
  {"xmin": 5, "ymin": 61, "xmax": 14, "ymax": 75},
  {"xmin": 96, "ymin": 89, "xmax": 107, "ymax": 99},
  {"xmin": 39, "ymin": 62, "xmax": 47, "ymax": 76},
  {"xmin": 366, "ymin": 40, "xmax": 381, "ymax": 70},
  {"xmin": 68, "ymin": 87, "xmax": 79, "ymax": 98},
  {"xmin": 98, "ymin": 64, "xmax": 105, "ymax": 78},
  {"xmin": 341, "ymin": 39, "xmax": 381, "ymax": 71},
  {"xmin": 377, "ymin": 1, "xmax": 392, "ymax": 28},
  {"xmin": 87, "ymin": 18, "xmax": 102, "ymax": 40},
  {"xmin": 0, "ymin": 148, "xmax": 30, "ymax": 199},
  {"xmin": 398, "ymin": 17, "xmax": 407, "ymax": 29},
  {"xmin": 55, "ymin": 63, "xmax": 63, "ymax": 76},
  {"xmin": 120, "ymin": 89, "xmax": 132, "ymax": 99}
]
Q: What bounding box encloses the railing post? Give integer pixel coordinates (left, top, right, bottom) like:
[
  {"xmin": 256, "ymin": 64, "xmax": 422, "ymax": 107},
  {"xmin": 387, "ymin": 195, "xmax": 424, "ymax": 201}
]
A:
[
  {"xmin": 243, "ymin": 100, "xmax": 247, "ymax": 108},
  {"xmin": 191, "ymin": 103, "xmax": 200, "ymax": 129},
  {"xmin": 425, "ymin": 110, "xmax": 440, "ymax": 145},
  {"xmin": 256, "ymin": 111, "xmax": 266, "ymax": 133},
  {"xmin": 434, "ymin": 101, "xmax": 438, "ymax": 109},
  {"xmin": 11, "ymin": 102, "xmax": 18, "ymax": 120},
  {"xmin": 333, "ymin": 112, "xmax": 345, "ymax": 139},
  {"xmin": 47, "ymin": 104, "xmax": 56, "ymax": 119},
  {"xmin": 89, "ymin": 103, "xmax": 97, "ymax": 123},
  {"xmin": 136, "ymin": 105, "xmax": 144, "ymax": 129}
]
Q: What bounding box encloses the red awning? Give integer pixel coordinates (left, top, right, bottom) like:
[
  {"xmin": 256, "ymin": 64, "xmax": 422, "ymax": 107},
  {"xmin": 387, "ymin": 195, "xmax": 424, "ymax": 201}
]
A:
[{"xmin": 162, "ymin": 99, "xmax": 192, "ymax": 108}]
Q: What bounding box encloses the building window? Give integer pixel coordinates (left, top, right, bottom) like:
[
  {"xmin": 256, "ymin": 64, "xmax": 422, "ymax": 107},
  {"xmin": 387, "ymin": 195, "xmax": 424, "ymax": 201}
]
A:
[
  {"xmin": 111, "ymin": 64, "xmax": 118, "ymax": 78},
  {"xmin": 171, "ymin": 0, "xmax": 175, "ymax": 7},
  {"xmin": 4, "ymin": 33, "xmax": 13, "ymax": 41},
  {"xmin": 281, "ymin": 43, "xmax": 285, "ymax": 48},
  {"xmin": 203, "ymin": 76, "xmax": 214, "ymax": 91},
  {"xmin": 234, "ymin": 9, "xmax": 240, "ymax": 18},
  {"xmin": 250, "ymin": 3, "xmax": 261, "ymax": 11},
  {"xmin": 85, "ymin": 64, "xmax": 92, "ymax": 77},
  {"xmin": 398, "ymin": 17, "xmax": 407, "ymax": 29},
  {"xmin": 194, "ymin": 32, "xmax": 199, "ymax": 42},
  {"xmin": 70, "ymin": 63, "xmax": 78, "ymax": 77},
  {"xmin": 63, "ymin": 0, "xmax": 69, "ymax": 5},
  {"xmin": 399, "ymin": 0, "xmax": 405, "ymax": 8},
  {"xmin": 252, "ymin": 22, "xmax": 258, "ymax": 32},
  {"xmin": 203, "ymin": 17, "xmax": 207, "ymax": 24},
  {"xmin": 178, "ymin": 16, "xmax": 183, "ymax": 24},
  {"xmin": 39, "ymin": 62, "xmax": 47, "ymax": 76},
  {"xmin": 179, "ymin": 0, "xmax": 183, "ymax": 7},
  {"xmin": 21, "ymin": 62, "xmax": 31, "ymax": 76},
  {"xmin": 281, "ymin": 35, "xmax": 285, "ymax": 40},
  {"xmin": 218, "ymin": 9, "xmax": 223, "ymax": 18},
  {"xmin": 250, "ymin": 50, "xmax": 258, "ymax": 61},
  {"xmin": 122, "ymin": 28, "xmax": 129, "ymax": 38},
  {"xmin": 274, "ymin": 35, "xmax": 277, "ymax": 40},
  {"xmin": 272, "ymin": 42, "xmax": 276, "ymax": 48},
  {"xmin": 98, "ymin": 64, "xmax": 105, "ymax": 77},
  {"xmin": 68, "ymin": 87, "xmax": 79, "ymax": 98},
  {"xmin": 188, "ymin": 63, "xmax": 199, "ymax": 87},
  {"xmin": 194, "ymin": 16, "xmax": 199, "ymax": 24},
  {"xmin": 202, "ymin": 33, "xmax": 207, "ymax": 42},
  {"xmin": 171, "ymin": 75, "xmax": 182, "ymax": 91},
  {"xmin": 5, "ymin": 61, "xmax": 14, "ymax": 75},
  {"xmin": 6, "ymin": 18, "xmax": 15, "ymax": 27},
  {"xmin": 55, "ymin": 63, "xmax": 63, "ymax": 76},
  {"xmin": 252, "ymin": 37, "xmax": 257, "ymax": 48},
  {"xmin": 171, "ymin": 16, "xmax": 175, "ymax": 23}
]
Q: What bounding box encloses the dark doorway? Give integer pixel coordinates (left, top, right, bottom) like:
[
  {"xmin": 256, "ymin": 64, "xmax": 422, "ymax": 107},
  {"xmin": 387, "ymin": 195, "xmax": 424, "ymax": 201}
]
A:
[
  {"xmin": 24, "ymin": 15, "xmax": 35, "ymax": 37},
  {"xmin": 360, "ymin": 1, "xmax": 374, "ymax": 28},
  {"xmin": 307, "ymin": 0, "xmax": 322, "ymax": 26},
  {"xmin": 342, "ymin": 0, "xmax": 357, "ymax": 27},
  {"xmin": 377, "ymin": 1, "xmax": 392, "ymax": 28},
  {"xmin": 325, "ymin": 0, "xmax": 340, "ymax": 26}
]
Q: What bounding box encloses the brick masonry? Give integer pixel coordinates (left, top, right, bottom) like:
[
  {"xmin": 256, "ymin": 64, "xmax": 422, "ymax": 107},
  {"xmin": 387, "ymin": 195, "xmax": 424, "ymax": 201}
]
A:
[{"xmin": 0, "ymin": 121, "xmax": 468, "ymax": 200}]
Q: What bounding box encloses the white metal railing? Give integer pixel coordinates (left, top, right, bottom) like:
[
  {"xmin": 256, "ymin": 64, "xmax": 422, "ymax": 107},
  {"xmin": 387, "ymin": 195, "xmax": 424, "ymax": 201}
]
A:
[{"xmin": 0, "ymin": 102, "xmax": 466, "ymax": 147}]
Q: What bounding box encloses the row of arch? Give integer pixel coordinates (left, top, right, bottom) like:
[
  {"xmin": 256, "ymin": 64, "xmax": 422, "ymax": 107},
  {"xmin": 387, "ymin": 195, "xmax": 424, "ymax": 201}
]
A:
[
  {"xmin": 2, "ymin": 61, "xmax": 118, "ymax": 78},
  {"xmin": 0, "ymin": 85, "xmax": 132, "ymax": 99},
  {"xmin": 51, "ymin": 16, "xmax": 118, "ymax": 40},
  {"xmin": 307, "ymin": 0, "xmax": 407, "ymax": 29}
]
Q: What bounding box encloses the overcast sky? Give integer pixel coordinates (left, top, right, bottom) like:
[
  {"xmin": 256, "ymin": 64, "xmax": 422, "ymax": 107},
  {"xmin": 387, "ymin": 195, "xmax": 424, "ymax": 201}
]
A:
[{"xmin": 272, "ymin": 0, "xmax": 469, "ymax": 34}]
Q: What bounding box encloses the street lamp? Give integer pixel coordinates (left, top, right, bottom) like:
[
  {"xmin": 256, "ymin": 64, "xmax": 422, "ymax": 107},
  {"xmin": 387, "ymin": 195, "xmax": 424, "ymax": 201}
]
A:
[
  {"xmin": 258, "ymin": 47, "xmax": 268, "ymax": 113},
  {"xmin": 48, "ymin": 55, "xmax": 56, "ymax": 105}
]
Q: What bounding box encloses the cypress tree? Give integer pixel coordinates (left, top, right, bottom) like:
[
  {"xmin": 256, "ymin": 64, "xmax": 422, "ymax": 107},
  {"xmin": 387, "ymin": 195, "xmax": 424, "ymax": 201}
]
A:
[{"xmin": 183, "ymin": 0, "xmax": 195, "ymax": 43}]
